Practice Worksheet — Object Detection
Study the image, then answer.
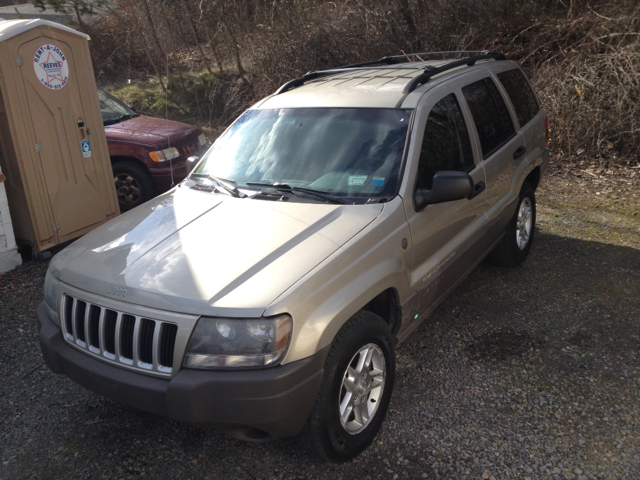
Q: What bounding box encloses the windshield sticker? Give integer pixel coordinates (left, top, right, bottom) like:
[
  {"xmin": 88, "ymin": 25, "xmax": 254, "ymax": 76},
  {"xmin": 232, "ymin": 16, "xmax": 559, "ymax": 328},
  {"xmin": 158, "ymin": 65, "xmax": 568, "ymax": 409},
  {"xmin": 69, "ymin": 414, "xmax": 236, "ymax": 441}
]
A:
[
  {"xmin": 372, "ymin": 177, "xmax": 385, "ymax": 187},
  {"xmin": 348, "ymin": 175, "xmax": 367, "ymax": 186},
  {"xmin": 33, "ymin": 44, "xmax": 69, "ymax": 90}
]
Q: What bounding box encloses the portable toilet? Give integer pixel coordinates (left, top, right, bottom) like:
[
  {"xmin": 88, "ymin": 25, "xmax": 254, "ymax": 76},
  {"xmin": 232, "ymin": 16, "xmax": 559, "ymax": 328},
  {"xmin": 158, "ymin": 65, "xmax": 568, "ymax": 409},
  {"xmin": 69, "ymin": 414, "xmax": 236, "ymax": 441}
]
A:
[{"xmin": 0, "ymin": 19, "xmax": 119, "ymax": 253}]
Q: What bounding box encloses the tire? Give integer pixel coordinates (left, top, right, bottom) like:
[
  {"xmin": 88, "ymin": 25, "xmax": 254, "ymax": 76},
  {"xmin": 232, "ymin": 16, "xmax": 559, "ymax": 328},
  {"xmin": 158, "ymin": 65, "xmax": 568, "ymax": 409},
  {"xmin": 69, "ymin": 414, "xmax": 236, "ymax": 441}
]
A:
[
  {"xmin": 490, "ymin": 181, "xmax": 536, "ymax": 267},
  {"xmin": 302, "ymin": 311, "xmax": 395, "ymax": 462},
  {"xmin": 112, "ymin": 161, "xmax": 156, "ymax": 211}
]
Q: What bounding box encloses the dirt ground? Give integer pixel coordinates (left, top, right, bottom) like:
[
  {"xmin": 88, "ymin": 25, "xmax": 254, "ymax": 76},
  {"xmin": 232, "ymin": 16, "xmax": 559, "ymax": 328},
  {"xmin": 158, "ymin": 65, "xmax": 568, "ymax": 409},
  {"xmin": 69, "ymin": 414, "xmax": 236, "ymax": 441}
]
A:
[{"xmin": 1, "ymin": 164, "xmax": 639, "ymax": 479}]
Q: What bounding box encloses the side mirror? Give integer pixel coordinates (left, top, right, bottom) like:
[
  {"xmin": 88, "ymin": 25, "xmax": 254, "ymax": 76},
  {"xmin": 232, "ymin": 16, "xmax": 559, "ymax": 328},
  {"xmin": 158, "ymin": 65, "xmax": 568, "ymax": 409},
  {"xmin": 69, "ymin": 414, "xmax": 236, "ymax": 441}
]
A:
[
  {"xmin": 186, "ymin": 156, "xmax": 200, "ymax": 173},
  {"xmin": 414, "ymin": 171, "xmax": 474, "ymax": 211}
]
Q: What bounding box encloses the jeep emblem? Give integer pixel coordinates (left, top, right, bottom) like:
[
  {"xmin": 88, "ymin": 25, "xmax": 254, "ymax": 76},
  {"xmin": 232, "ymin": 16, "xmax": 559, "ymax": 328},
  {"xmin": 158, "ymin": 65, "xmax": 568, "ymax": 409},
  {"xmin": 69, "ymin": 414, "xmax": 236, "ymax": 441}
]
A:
[{"xmin": 107, "ymin": 284, "xmax": 127, "ymax": 298}]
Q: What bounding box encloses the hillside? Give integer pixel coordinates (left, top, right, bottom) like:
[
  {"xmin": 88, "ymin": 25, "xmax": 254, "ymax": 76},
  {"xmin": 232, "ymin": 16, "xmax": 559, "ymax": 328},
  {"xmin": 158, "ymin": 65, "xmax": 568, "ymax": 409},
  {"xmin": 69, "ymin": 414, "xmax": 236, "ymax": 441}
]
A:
[{"xmin": 73, "ymin": 0, "xmax": 638, "ymax": 170}]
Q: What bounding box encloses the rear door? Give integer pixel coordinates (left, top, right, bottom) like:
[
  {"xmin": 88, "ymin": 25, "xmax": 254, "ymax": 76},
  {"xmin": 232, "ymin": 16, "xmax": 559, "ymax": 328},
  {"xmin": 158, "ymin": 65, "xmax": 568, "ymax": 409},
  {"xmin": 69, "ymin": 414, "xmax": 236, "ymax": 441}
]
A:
[
  {"xmin": 18, "ymin": 37, "xmax": 109, "ymax": 243},
  {"xmin": 460, "ymin": 73, "xmax": 523, "ymax": 233},
  {"xmin": 495, "ymin": 68, "xmax": 546, "ymax": 168}
]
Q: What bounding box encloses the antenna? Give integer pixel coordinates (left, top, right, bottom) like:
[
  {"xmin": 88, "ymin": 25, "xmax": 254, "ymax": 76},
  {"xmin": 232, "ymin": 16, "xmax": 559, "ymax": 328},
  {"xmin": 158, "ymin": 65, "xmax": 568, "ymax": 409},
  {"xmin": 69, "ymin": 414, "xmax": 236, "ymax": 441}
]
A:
[{"xmin": 166, "ymin": 55, "xmax": 174, "ymax": 188}]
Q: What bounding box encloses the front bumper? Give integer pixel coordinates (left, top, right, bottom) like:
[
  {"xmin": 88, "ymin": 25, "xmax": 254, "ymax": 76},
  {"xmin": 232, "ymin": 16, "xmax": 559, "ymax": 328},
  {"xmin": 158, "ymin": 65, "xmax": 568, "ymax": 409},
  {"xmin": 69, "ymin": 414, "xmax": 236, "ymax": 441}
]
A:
[
  {"xmin": 37, "ymin": 302, "xmax": 327, "ymax": 440},
  {"xmin": 149, "ymin": 162, "xmax": 189, "ymax": 193}
]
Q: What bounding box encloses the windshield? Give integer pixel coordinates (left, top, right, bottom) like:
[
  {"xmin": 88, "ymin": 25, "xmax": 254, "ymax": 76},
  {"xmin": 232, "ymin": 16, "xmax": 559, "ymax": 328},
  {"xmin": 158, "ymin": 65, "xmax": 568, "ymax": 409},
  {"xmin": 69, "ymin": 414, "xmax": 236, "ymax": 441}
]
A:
[
  {"xmin": 98, "ymin": 89, "xmax": 138, "ymax": 126},
  {"xmin": 193, "ymin": 108, "xmax": 411, "ymax": 200}
]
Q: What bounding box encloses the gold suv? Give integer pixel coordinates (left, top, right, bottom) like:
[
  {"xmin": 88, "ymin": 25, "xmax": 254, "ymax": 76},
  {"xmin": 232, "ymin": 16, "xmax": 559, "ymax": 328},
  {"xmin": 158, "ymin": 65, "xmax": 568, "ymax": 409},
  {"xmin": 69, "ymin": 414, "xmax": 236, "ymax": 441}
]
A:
[{"xmin": 38, "ymin": 51, "xmax": 549, "ymax": 462}]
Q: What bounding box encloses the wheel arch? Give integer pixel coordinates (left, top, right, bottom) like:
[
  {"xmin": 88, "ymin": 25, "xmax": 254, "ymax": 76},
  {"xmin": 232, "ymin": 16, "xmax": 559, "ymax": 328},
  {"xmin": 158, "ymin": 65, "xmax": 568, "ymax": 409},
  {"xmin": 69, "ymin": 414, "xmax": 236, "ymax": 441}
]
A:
[
  {"xmin": 524, "ymin": 166, "xmax": 541, "ymax": 191},
  {"xmin": 361, "ymin": 288, "xmax": 402, "ymax": 336},
  {"xmin": 110, "ymin": 155, "xmax": 148, "ymax": 169},
  {"xmin": 276, "ymin": 255, "xmax": 410, "ymax": 364}
]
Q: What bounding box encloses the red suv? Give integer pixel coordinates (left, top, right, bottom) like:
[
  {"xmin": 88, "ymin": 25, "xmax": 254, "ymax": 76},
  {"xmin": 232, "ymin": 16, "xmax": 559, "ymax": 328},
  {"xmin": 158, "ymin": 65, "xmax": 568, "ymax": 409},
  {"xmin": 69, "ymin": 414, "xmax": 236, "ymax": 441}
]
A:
[{"xmin": 99, "ymin": 89, "xmax": 208, "ymax": 210}]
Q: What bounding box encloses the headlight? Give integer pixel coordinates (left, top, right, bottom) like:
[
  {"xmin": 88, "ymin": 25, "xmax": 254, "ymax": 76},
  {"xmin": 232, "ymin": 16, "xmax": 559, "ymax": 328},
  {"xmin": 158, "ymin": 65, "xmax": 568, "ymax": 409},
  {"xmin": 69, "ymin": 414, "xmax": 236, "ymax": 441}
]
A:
[
  {"xmin": 43, "ymin": 269, "xmax": 60, "ymax": 325},
  {"xmin": 198, "ymin": 133, "xmax": 208, "ymax": 148},
  {"xmin": 148, "ymin": 147, "xmax": 180, "ymax": 162},
  {"xmin": 183, "ymin": 314, "xmax": 292, "ymax": 369}
]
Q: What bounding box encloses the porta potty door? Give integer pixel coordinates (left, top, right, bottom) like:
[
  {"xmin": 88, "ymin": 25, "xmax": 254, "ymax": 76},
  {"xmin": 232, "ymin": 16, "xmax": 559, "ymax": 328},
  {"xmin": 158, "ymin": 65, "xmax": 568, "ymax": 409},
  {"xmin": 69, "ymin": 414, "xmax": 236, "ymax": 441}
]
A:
[{"xmin": 16, "ymin": 34, "xmax": 112, "ymax": 244}]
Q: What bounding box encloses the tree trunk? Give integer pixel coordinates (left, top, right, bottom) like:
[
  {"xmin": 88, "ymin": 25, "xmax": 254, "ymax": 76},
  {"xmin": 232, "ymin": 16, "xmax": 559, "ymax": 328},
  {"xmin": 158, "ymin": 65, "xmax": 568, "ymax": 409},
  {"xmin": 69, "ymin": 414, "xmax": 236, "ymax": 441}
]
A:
[
  {"xmin": 139, "ymin": 0, "xmax": 174, "ymax": 89},
  {"xmin": 73, "ymin": 4, "xmax": 83, "ymax": 26},
  {"xmin": 159, "ymin": 0, "xmax": 185, "ymax": 90},
  {"xmin": 124, "ymin": 1, "xmax": 166, "ymax": 92},
  {"xmin": 223, "ymin": 19, "xmax": 252, "ymax": 93},
  {"xmin": 181, "ymin": 0, "xmax": 214, "ymax": 76}
]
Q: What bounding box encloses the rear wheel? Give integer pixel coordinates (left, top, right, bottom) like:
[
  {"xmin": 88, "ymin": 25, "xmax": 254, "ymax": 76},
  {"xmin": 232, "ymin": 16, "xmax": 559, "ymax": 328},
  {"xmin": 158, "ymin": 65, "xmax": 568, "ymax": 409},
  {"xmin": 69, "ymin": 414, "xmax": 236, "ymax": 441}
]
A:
[
  {"xmin": 302, "ymin": 311, "xmax": 395, "ymax": 462},
  {"xmin": 112, "ymin": 161, "xmax": 155, "ymax": 211},
  {"xmin": 490, "ymin": 181, "xmax": 536, "ymax": 266}
]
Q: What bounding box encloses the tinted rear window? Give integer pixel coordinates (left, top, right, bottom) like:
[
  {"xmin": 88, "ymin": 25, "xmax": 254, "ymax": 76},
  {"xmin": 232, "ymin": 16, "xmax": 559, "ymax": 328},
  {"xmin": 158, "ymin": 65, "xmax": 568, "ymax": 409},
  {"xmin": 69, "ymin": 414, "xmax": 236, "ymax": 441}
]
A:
[
  {"xmin": 462, "ymin": 78, "xmax": 515, "ymax": 159},
  {"xmin": 497, "ymin": 69, "xmax": 540, "ymax": 128}
]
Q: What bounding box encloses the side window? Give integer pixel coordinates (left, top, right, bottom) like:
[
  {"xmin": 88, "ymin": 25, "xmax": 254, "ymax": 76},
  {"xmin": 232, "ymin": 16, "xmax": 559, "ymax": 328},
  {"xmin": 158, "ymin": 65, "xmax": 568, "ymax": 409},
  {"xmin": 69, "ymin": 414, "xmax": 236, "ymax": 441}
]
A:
[
  {"xmin": 417, "ymin": 93, "xmax": 474, "ymax": 190},
  {"xmin": 462, "ymin": 78, "xmax": 515, "ymax": 159},
  {"xmin": 497, "ymin": 68, "xmax": 540, "ymax": 128}
]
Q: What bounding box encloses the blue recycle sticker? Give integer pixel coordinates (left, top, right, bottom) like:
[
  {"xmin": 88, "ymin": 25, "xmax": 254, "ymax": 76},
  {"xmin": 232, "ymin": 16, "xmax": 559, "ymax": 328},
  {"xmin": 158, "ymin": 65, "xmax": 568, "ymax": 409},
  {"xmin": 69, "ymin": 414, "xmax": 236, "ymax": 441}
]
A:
[{"xmin": 81, "ymin": 140, "xmax": 92, "ymax": 158}]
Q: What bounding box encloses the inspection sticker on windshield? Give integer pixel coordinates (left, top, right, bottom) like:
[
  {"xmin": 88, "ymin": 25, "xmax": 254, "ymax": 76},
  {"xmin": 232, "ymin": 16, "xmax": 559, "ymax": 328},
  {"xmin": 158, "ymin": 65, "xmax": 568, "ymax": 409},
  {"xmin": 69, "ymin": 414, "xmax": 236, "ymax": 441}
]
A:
[
  {"xmin": 372, "ymin": 177, "xmax": 385, "ymax": 186},
  {"xmin": 348, "ymin": 175, "xmax": 367, "ymax": 186},
  {"xmin": 81, "ymin": 140, "xmax": 91, "ymax": 158}
]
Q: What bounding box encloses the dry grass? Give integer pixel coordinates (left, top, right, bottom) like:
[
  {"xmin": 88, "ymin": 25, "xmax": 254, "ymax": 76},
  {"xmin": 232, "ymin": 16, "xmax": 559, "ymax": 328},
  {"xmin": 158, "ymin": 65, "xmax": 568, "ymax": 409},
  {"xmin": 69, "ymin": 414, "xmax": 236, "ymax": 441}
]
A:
[{"xmin": 83, "ymin": 0, "xmax": 639, "ymax": 166}]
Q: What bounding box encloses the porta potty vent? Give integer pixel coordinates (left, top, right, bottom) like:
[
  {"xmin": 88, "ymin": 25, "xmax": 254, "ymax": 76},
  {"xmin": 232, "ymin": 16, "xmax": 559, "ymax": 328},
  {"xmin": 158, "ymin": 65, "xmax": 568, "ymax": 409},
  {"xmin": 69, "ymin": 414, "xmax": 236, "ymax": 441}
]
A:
[{"xmin": 0, "ymin": 19, "xmax": 119, "ymax": 253}]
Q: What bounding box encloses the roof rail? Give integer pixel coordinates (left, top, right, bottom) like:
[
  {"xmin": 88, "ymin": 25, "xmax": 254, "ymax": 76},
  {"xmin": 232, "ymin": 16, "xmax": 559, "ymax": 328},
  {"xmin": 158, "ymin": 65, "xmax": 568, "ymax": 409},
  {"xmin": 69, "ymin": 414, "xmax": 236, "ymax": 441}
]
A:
[
  {"xmin": 339, "ymin": 50, "xmax": 494, "ymax": 69},
  {"xmin": 274, "ymin": 50, "xmax": 506, "ymax": 95},
  {"xmin": 403, "ymin": 51, "xmax": 506, "ymax": 93}
]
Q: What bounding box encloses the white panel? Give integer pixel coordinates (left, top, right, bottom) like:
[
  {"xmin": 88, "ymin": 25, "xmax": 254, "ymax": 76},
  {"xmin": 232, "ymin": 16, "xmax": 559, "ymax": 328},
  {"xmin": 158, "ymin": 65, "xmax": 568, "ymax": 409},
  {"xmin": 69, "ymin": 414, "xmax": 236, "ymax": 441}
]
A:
[{"xmin": 0, "ymin": 181, "xmax": 17, "ymax": 249}]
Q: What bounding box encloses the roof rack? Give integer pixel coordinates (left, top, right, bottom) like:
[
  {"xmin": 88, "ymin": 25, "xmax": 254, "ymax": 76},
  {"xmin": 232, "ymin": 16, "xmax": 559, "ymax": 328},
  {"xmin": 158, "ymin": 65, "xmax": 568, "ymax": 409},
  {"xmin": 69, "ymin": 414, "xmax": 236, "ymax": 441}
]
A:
[{"xmin": 274, "ymin": 50, "xmax": 506, "ymax": 95}]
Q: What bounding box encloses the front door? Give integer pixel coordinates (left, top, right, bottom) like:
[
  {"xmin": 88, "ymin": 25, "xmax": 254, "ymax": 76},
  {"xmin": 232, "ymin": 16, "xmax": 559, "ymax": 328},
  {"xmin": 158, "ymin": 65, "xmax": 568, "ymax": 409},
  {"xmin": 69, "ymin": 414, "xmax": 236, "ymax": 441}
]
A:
[
  {"xmin": 18, "ymin": 36, "xmax": 108, "ymax": 243},
  {"xmin": 404, "ymin": 90, "xmax": 487, "ymax": 317}
]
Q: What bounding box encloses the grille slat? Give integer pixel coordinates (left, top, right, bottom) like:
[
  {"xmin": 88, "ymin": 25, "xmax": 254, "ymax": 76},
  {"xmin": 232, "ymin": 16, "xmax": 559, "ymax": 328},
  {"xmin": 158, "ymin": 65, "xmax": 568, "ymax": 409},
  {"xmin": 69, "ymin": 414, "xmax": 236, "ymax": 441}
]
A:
[
  {"xmin": 75, "ymin": 300, "xmax": 87, "ymax": 344},
  {"xmin": 160, "ymin": 323, "xmax": 178, "ymax": 369},
  {"xmin": 151, "ymin": 320, "xmax": 162, "ymax": 370},
  {"xmin": 70, "ymin": 299, "xmax": 78, "ymax": 341},
  {"xmin": 103, "ymin": 309, "xmax": 118, "ymax": 357},
  {"xmin": 119, "ymin": 314, "xmax": 135, "ymax": 363},
  {"xmin": 88, "ymin": 305, "xmax": 101, "ymax": 353},
  {"xmin": 139, "ymin": 319, "xmax": 156, "ymax": 366},
  {"xmin": 63, "ymin": 295, "xmax": 73, "ymax": 340},
  {"xmin": 60, "ymin": 295, "xmax": 177, "ymax": 375}
]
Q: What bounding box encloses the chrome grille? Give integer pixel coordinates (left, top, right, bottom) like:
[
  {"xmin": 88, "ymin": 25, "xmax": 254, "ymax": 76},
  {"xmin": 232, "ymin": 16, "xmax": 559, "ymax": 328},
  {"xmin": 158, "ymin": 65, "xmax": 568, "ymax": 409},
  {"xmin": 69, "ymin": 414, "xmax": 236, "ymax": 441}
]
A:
[
  {"xmin": 61, "ymin": 294, "xmax": 177, "ymax": 375},
  {"xmin": 178, "ymin": 141, "xmax": 201, "ymax": 161}
]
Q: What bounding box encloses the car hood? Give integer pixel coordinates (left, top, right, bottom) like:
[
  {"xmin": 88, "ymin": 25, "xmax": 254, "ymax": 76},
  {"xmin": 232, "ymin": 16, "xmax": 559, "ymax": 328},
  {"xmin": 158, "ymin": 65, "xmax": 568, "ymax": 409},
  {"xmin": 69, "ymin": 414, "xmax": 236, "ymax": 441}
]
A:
[
  {"xmin": 52, "ymin": 187, "xmax": 383, "ymax": 317},
  {"xmin": 104, "ymin": 115, "xmax": 200, "ymax": 147}
]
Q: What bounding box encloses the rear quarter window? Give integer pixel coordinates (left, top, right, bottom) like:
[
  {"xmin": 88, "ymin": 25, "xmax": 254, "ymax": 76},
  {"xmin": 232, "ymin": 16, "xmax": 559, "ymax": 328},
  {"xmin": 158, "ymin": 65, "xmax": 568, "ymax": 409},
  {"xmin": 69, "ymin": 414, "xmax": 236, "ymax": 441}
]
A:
[{"xmin": 497, "ymin": 69, "xmax": 540, "ymax": 128}]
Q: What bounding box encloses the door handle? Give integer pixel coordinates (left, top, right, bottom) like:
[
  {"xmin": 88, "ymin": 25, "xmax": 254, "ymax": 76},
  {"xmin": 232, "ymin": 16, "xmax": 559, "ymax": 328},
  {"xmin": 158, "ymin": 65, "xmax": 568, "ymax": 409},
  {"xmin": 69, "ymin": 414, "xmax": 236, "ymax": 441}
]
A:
[
  {"xmin": 467, "ymin": 181, "xmax": 485, "ymax": 200},
  {"xmin": 513, "ymin": 145, "xmax": 526, "ymax": 160}
]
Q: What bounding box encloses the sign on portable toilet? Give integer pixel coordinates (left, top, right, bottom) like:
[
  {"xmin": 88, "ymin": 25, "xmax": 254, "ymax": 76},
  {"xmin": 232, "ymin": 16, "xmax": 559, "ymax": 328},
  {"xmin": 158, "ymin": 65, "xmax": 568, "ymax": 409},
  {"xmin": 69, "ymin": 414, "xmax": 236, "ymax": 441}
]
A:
[{"xmin": 0, "ymin": 19, "xmax": 119, "ymax": 253}]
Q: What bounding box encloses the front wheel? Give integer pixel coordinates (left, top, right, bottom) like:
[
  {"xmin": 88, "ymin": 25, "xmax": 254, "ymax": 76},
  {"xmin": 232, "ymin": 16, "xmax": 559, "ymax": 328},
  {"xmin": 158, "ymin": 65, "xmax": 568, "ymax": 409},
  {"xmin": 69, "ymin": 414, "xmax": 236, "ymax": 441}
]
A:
[
  {"xmin": 112, "ymin": 161, "xmax": 156, "ymax": 211},
  {"xmin": 302, "ymin": 311, "xmax": 395, "ymax": 462},
  {"xmin": 490, "ymin": 181, "xmax": 536, "ymax": 267}
]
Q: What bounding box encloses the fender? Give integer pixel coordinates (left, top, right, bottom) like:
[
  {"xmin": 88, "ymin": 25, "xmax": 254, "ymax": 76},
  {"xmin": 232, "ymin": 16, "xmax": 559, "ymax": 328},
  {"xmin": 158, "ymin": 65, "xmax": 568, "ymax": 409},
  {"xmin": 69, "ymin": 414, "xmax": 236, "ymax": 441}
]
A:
[{"xmin": 264, "ymin": 196, "xmax": 414, "ymax": 364}]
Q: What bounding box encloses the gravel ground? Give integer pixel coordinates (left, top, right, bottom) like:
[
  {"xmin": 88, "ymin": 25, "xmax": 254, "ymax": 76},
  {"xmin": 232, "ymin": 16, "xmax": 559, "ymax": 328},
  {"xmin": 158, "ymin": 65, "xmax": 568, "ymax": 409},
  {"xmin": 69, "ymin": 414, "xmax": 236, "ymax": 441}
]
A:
[{"xmin": 1, "ymin": 170, "xmax": 639, "ymax": 480}]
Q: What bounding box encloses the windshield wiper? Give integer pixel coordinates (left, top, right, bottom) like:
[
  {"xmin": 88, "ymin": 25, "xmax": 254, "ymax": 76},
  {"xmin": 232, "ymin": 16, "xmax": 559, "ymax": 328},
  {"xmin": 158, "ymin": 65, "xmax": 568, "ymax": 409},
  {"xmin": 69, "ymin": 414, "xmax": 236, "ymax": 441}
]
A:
[
  {"xmin": 191, "ymin": 173, "xmax": 245, "ymax": 198},
  {"xmin": 246, "ymin": 182, "xmax": 352, "ymax": 205}
]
